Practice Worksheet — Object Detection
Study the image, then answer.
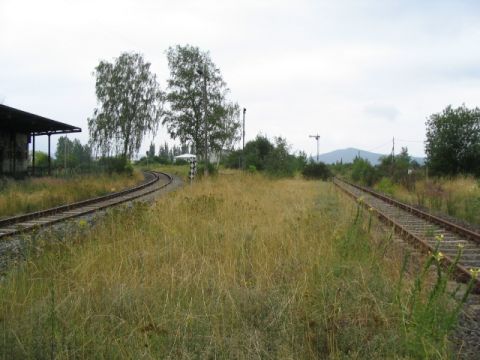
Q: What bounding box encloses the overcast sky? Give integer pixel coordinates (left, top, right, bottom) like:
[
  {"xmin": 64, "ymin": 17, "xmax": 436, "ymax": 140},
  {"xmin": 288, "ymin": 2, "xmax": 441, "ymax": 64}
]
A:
[{"xmin": 2, "ymin": 0, "xmax": 480, "ymax": 158}]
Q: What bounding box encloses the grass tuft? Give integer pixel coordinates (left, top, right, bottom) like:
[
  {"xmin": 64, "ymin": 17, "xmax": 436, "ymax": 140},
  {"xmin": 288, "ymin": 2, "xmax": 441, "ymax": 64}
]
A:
[{"xmin": 0, "ymin": 173, "xmax": 462, "ymax": 358}]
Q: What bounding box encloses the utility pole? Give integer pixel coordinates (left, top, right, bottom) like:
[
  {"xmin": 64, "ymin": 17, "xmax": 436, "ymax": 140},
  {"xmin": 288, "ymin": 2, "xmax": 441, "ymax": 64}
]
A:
[
  {"xmin": 197, "ymin": 63, "xmax": 209, "ymax": 176},
  {"xmin": 309, "ymin": 134, "xmax": 320, "ymax": 162},
  {"xmin": 203, "ymin": 63, "xmax": 208, "ymax": 176},
  {"xmin": 242, "ymin": 108, "xmax": 246, "ymax": 169},
  {"xmin": 391, "ymin": 136, "xmax": 395, "ymax": 176},
  {"xmin": 391, "ymin": 136, "xmax": 395, "ymax": 162}
]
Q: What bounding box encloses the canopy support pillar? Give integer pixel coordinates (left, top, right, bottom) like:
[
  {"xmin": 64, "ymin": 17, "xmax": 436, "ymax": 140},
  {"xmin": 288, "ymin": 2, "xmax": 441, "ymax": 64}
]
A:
[
  {"xmin": 48, "ymin": 134, "xmax": 51, "ymax": 176},
  {"xmin": 32, "ymin": 134, "xmax": 35, "ymax": 176}
]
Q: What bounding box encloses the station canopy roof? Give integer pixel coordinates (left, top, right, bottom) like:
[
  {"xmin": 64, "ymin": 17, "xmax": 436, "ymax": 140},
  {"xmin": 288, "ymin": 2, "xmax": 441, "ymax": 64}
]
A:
[
  {"xmin": 0, "ymin": 104, "xmax": 81, "ymax": 136},
  {"xmin": 174, "ymin": 153, "xmax": 196, "ymax": 159}
]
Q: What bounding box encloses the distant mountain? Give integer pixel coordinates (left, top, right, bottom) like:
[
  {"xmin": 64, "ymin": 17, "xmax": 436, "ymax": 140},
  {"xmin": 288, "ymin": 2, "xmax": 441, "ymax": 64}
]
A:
[{"xmin": 313, "ymin": 147, "xmax": 425, "ymax": 165}]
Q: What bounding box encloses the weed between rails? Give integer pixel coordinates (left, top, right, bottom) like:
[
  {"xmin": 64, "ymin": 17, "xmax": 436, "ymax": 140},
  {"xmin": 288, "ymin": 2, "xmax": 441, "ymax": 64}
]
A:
[
  {"xmin": 396, "ymin": 233, "xmax": 477, "ymax": 356},
  {"xmin": 0, "ymin": 171, "xmax": 143, "ymax": 219},
  {"xmin": 0, "ymin": 174, "xmax": 468, "ymax": 358},
  {"xmin": 352, "ymin": 198, "xmax": 476, "ymax": 358},
  {"xmin": 376, "ymin": 176, "xmax": 480, "ymax": 227}
]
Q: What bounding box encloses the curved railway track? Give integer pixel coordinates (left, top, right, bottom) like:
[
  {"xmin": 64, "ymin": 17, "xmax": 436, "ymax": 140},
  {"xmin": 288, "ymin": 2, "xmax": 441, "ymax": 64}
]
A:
[
  {"xmin": 334, "ymin": 177, "xmax": 480, "ymax": 293},
  {"xmin": 0, "ymin": 171, "xmax": 172, "ymax": 240}
]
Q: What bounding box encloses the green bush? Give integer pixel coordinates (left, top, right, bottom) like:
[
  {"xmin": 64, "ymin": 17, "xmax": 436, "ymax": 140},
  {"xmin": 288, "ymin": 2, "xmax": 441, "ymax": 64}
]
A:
[
  {"xmin": 173, "ymin": 159, "xmax": 189, "ymax": 166},
  {"xmin": 197, "ymin": 162, "xmax": 218, "ymax": 177},
  {"xmin": 351, "ymin": 157, "xmax": 378, "ymax": 186},
  {"xmin": 375, "ymin": 177, "xmax": 395, "ymax": 195},
  {"xmin": 224, "ymin": 135, "xmax": 305, "ymax": 177},
  {"xmin": 97, "ymin": 156, "xmax": 133, "ymax": 174},
  {"xmin": 302, "ymin": 162, "xmax": 332, "ymax": 180},
  {"xmin": 223, "ymin": 150, "xmax": 243, "ymax": 169},
  {"xmin": 265, "ymin": 138, "xmax": 297, "ymax": 178}
]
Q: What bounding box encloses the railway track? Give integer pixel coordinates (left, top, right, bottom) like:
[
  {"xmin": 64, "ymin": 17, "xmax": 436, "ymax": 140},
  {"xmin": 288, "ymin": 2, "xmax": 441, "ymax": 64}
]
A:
[
  {"xmin": 0, "ymin": 171, "xmax": 172, "ymax": 240},
  {"xmin": 334, "ymin": 177, "xmax": 480, "ymax": 292}
]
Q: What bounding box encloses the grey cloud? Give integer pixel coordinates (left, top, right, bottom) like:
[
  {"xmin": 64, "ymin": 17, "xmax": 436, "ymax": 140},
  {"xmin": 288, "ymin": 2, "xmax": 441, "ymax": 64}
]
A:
[{"xmin": 364, "ymin": 105, "xmax": 400, "ymax": 122}]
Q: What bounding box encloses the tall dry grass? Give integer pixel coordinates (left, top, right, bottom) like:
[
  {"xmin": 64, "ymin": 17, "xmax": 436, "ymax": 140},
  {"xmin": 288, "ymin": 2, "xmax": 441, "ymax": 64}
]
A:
[
  {"xmin": 378, "ymin": 176, "xmax": 480, "ymax": 226},
  {"xmin": 0, "ymin": 171, "xmax": 144, "ymax": 219},
  {"xmin": 0, "ymin": 173, "xmax": 456, "ymax": 358}
]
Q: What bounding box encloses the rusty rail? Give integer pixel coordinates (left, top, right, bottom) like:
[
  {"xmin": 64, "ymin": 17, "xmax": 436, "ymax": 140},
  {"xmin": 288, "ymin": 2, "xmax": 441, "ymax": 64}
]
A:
[
  {"xmin": 339, "ymin": 177, "xmax": 480, "ymax": 244},
  {"xmin": 0, "ymin": 171, "xmax": 172, "ymax": 239},
  {"xmin": 334, "ymin": 177, "xmax": 480, "ymax": 292}
]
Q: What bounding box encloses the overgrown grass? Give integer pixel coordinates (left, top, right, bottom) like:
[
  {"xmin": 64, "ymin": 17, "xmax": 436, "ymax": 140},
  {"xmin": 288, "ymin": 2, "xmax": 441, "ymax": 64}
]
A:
[
  {"xmin": 0, "ymin": 173, "xmax": 462, "ymax": 358},
  {"xmin": 0, "ymin": 171, "xmax": 144, "ymax": 218},
  {"xmin": 374, "ymin": 176, "xmax": 480, "ymax": 226},
  {"xmin": 142, "ymin": 164, "xmax": 190, "ymax": 181}
]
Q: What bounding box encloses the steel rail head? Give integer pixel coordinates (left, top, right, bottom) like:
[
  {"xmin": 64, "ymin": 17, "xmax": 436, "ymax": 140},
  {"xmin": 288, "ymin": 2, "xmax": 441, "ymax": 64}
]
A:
[
  {"xmin": 335, "ymin": 177, "xmax": 480, "ymax": 244},
  {"xmin": 0, "ymin": 171, "xmax": 160, "ymax": 228},
  {"xmin": 333, "ymin": 177, "xmax": 480, "ymax": 293},
  {"xmin": 0, "ymin": 171, "xmax": 173, "ymax": 235}
]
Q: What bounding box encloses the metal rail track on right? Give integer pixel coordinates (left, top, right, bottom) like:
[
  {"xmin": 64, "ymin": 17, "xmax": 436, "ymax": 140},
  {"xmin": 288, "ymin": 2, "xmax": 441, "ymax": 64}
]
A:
[{"xmin": 334, "ymin": 177, "xmax": 480, "ymax": 292}]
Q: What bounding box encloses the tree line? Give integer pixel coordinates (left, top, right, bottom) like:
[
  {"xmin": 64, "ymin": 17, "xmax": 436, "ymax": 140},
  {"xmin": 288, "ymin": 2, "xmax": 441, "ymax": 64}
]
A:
[
  {"xmin": 40, "ymin": 44, "xmax": 480, "ymax": 181},
  {"xmin": 224, "ymin": 135, "xmax": 308, "ymax": 177},
  {"xmin": 87, "ymin": 45, "xmax": 241, "ymax": 169},
  {"xmin": 329, "ymin": 103, "xmax": 480, "ymax": 188}
]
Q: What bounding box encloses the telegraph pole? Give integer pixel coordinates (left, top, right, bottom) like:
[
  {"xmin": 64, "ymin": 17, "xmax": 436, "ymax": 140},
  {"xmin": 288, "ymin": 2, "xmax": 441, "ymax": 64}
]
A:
[
  {"xmin": 242, "ymin": 108, "xmax": 246, "ymax": 169},
  {"xmin": 203, "ymin": 63, "xmax": 208, "ymax": 176},
  {"xmin": 197, "ymin": 63, "xmax": 209, "ymax": 176},
  {"xmin": 391, "ymin": 136, "xmax": 395, "ymax": 162},
  {"xmin": 309, "ymin": 134, "xmax": 320, "ymax": 162},
  {"xmin": 390, "ymin": 136, "xmax": 395, "ymax": 176}
]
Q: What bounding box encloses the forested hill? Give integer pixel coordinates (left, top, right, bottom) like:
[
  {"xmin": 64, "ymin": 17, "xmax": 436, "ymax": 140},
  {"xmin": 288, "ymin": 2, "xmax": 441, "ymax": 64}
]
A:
[{"xmin": 315, "ymin": 148, "xmax": 425, "ymax": 165}]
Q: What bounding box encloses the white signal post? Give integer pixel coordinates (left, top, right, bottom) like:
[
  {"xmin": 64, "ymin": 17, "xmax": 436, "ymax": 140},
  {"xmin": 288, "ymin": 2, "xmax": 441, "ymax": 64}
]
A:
[{"xmin": 309, "ymin": 134, "xmax": 320, "ymax": 162}]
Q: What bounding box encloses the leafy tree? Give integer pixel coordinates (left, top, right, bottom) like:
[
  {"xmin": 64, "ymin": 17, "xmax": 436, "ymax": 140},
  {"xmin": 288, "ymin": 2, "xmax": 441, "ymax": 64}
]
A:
[
  {"xmin": 158, "ymin": 142, "xmax": 171, "ymax": 163},
  {"xmin": 330, "ymin": 161, "xmax": 352, "ymax": 177},
  {"xmin": 244, "ymin": 135, "xmax": 274, "ymax": 171},
  {"xmin": 147, "ymin": 142, "xmax": 156, "ymax": 159},
  {"xmin": 351, "ymin": 157, "xmax": 378, "ymax": 186},
  {"xmin": 88, "ymin": 52, "xmax": 163, "ymax": 161},
  {"xmin": 425, "ymin": 105, "xmax": 480, "ymax": 176},
  {"xmin": 293, "ymin": 151, "xmax": 308, "ymax": 172},
  {"xmin": 33, "ymin": 151, "xmax": 49, "ymax": 168},
  {"xmin": 302, "ymin": 162, "xmax": 332, "ymax": 180},
  {"xmin": 223, "ymin": 149, "xmax": 243, "ymax": 169},
  {"xmin": 55, "ymin": 136, "xmax": 73, "ymax": 167},
  {"xmin": 55, "ymin": 136, "xmax": 92, "ymax": 168},
  {"xmin": 212, "ymin": 102, "xmax": 242, "ymax": 167},
  {"xmin": 377, "ymin": 147, "xmax": 412, "ymax": 185},
  {"xmin": 265, "ymin": 137, "xmax": 298, "ymax": 177},
  {"xmin": 224, "ymin": 135, "xmax": 305, "ymax": 177},
  {"xmin": 163, "ymin": 45, "xmax": 240, "ymax": 161}
]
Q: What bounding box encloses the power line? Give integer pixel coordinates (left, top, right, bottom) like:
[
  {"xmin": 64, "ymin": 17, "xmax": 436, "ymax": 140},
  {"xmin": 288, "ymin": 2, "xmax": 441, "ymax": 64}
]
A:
[
  {"xmin": 366, "ymin": 140, "xmax": 392, "ymax": 152},
  {"xmin": 396, "ymin": 138, "xmax": 424, "ymax": 143}
]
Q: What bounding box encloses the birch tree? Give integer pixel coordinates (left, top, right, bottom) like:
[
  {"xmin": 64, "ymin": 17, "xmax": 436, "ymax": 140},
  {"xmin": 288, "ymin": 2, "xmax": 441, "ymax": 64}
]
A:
[
  {"xmin": 163, "ymin": 45, "xmax": 240, "ymax": 160},
  {"xmin": 88, "ymin": 52, "xmax": 163, "ymax": 160}
]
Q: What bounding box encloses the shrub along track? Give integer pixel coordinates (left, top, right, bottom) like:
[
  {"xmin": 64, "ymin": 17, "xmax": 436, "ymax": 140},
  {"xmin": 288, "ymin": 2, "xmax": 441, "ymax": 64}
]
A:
[
  {"xmin": 0, "ymin": 171, "xmax": 173, "ymax": 240},
  {"xmin": 334, "ymin": 177, "xmax": 480, "ymax": 293}
]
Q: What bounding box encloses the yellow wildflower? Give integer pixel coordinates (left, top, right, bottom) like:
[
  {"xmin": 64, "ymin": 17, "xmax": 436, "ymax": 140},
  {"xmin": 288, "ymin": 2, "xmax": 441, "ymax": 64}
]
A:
[
  {"xmin": 433, "ymin": 251, "xmax": 444, "ymax": 262},
  {"xmin": 78, "ymin": 219, "xmax": 88, "ymax": 228},
  {"xmin": 469, "ymin": 268, "xmax": 480, "ymax": 279},
  {"xmin": 435, "ymin": 234, "xmax": 444, "ymax": 242}
]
